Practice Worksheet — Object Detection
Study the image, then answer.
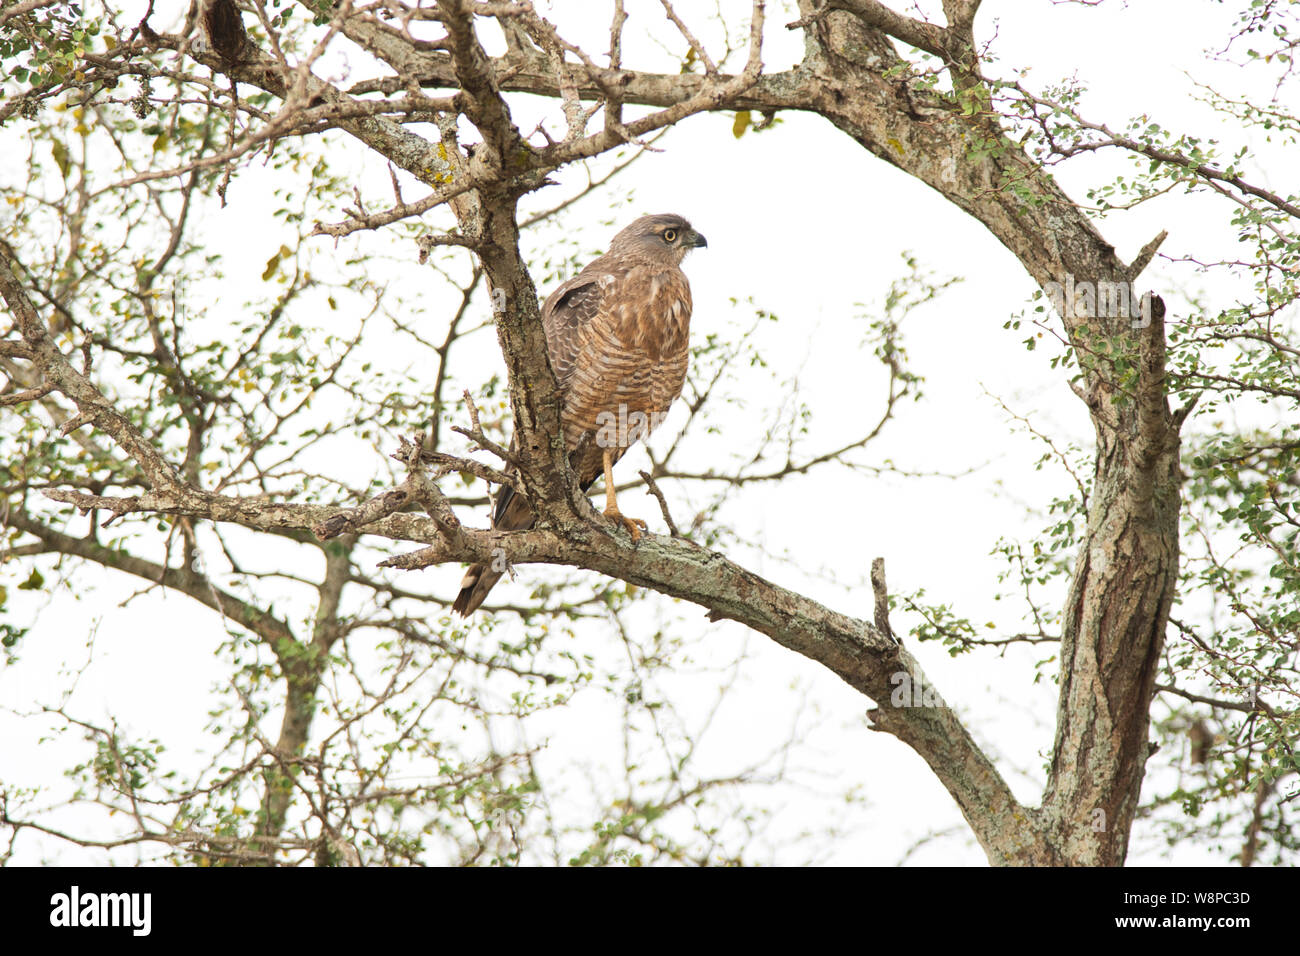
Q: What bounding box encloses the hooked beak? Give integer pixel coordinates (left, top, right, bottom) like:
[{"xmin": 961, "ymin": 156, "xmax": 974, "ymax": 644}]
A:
[{"xmin": 690, "ymin": 230, "xmax": 708, "ymax": 249}]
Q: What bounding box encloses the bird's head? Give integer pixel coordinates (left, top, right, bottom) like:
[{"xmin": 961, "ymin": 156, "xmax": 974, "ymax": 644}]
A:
[{"xmin": 608, "ymin": 213, "xmax": 707, "ymax": 266}]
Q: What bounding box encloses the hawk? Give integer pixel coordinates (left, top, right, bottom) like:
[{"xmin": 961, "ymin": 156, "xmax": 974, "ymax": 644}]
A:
[{"xmin": 452, "ymin": 213, "xmax": 708, "ymax": 615}]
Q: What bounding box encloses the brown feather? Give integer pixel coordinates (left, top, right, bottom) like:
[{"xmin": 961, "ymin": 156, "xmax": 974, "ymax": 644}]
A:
[{"xmin": 453, "ymin": 214, "xmax": 704, "ymax": 614}]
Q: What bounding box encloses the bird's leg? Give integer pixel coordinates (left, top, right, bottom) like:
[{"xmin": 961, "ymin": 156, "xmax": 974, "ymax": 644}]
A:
[{"xmin": 602, "ymin": 447, "xmax": 647, "ymax": 542}]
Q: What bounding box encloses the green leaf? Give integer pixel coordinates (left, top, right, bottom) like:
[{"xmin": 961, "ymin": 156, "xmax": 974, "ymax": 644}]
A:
[
  {"xmin": 262, "ymin": 245, "xmax": 291, "ymax": 281},
  {"xmin": 17, "ymin": 568, "xmax": 45, "ymax": 591},
  {"xmin": 50, "ymin": 139, "xmax": 70, "ymax": 178}
]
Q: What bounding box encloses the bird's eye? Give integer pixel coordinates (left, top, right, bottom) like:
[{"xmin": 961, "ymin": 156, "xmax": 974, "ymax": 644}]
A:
[{"xmin": 662, "ymin": 229, "xmax": 678, "ymax": 243}]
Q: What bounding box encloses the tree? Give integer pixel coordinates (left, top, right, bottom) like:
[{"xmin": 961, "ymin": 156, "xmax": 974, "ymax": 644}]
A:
[{"xmin": 0, "ymin": 0, "xmax": 1295, "ymax": 866}]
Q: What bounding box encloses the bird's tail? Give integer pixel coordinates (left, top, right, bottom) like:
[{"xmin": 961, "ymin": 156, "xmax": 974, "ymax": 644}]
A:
[
  {"xmin": 451, "ymin": 445, "xmax": 625, "ymax": 615},
  {"xmin": 451, "ymin": 485, "xmax": 534, "ymax": 615}
]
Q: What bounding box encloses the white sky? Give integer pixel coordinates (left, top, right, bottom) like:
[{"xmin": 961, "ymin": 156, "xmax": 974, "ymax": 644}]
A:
[{"xmin": 1, "ymin": 0, "xmax": 1290, "ymax": 865}]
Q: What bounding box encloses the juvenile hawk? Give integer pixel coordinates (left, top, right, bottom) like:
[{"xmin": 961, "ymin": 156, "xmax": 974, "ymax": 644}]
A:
[{"xmin": 452, "ymin": 213, "xmax": 707, "ymax": 615}]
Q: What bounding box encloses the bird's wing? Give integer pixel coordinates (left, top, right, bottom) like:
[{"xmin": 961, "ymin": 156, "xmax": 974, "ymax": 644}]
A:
[{"xmin": 542, "ymin": 267, "xmax": 616, "ymax": 392}]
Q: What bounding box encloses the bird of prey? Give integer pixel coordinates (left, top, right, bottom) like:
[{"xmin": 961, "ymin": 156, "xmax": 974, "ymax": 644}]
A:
[{"xmin": 452, "ymin": 213, "xmax": 707, "ymax": 615}]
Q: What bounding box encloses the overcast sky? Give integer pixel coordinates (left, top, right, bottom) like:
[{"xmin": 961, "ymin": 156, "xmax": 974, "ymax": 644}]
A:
[{"xmin": 1, "ymin": 0, "xmax": 1289, "ymax": 865}]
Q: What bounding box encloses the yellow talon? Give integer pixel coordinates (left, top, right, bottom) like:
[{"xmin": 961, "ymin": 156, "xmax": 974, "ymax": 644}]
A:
[
  {"xmin": 601, "ymin": 447, "xmax": 647, "ymax": 541},
  {"xmin": 604, "ymin": 507, "xmax": 647, "ymax": 542}
]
